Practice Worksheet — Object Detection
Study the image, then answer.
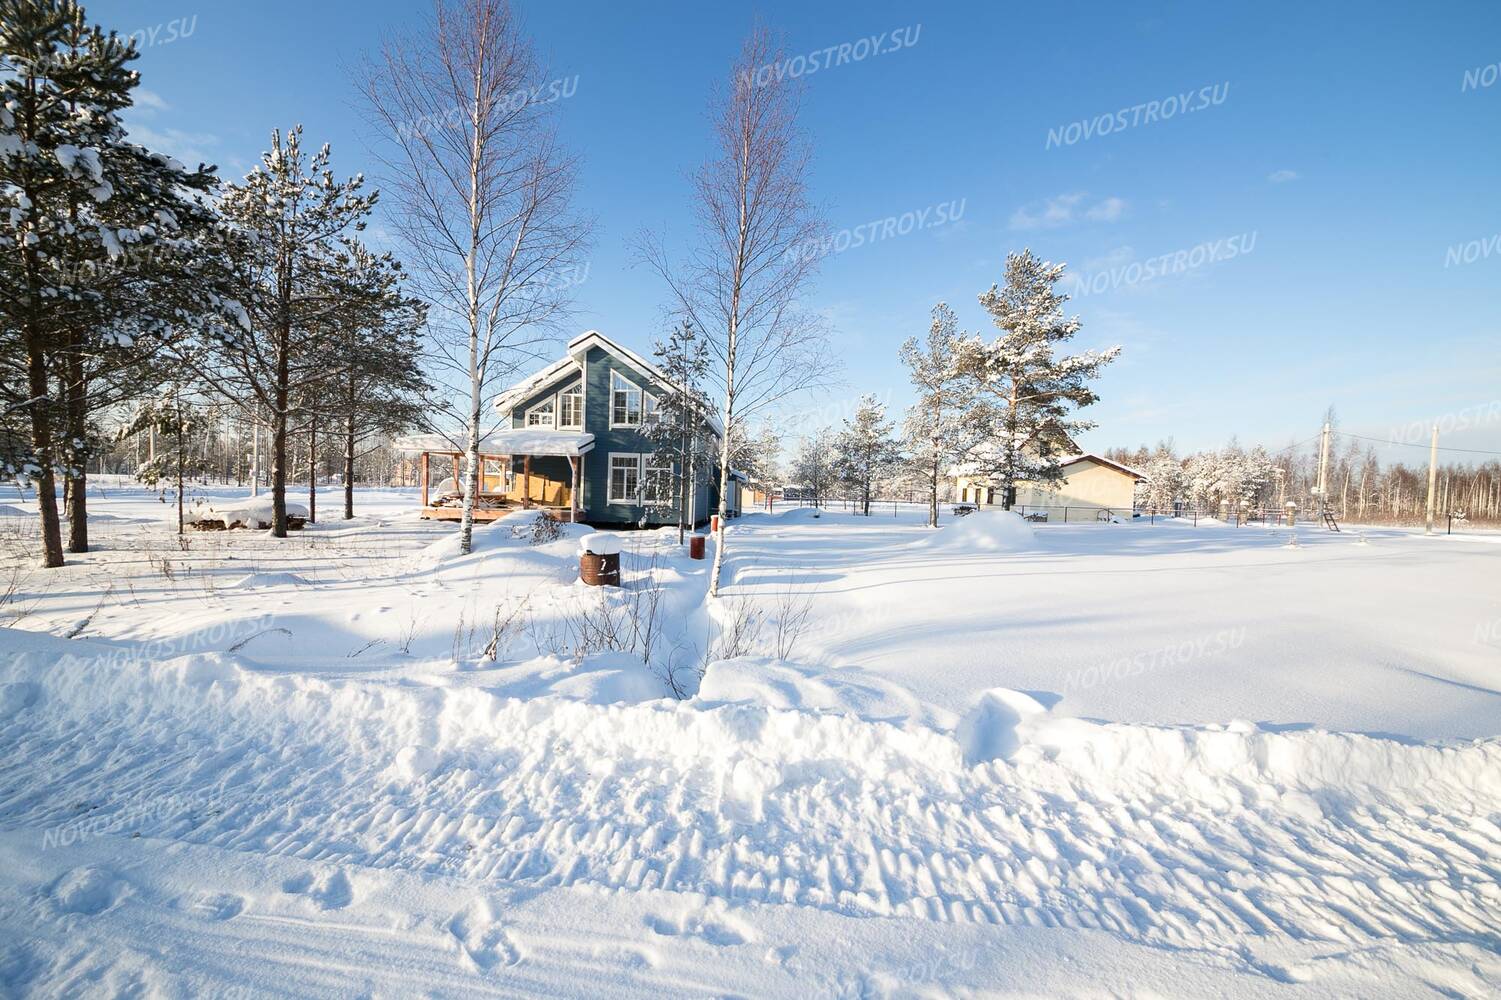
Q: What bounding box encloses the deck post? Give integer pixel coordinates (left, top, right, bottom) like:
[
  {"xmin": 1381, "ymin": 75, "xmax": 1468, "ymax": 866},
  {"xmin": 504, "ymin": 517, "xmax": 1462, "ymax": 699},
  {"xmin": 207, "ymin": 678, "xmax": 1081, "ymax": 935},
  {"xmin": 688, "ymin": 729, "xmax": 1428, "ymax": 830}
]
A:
[
  {"xmin": 420, "ymin": 451, "xmax": 430, "ymax": 509},
  {"xmin": 568, "ymin": 454, "xmax": 580, "ymax": 523},
  {"xmin": 522, "ymin": 455, "xmax": 532, "ymax": 509}
]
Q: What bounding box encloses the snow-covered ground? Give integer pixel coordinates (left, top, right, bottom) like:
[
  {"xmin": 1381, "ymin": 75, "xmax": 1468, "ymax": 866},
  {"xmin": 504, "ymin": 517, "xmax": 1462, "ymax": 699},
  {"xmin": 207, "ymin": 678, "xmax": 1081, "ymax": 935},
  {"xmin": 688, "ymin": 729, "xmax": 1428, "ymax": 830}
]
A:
[{"xmin": 1, "ymin": 484, "xmax": 1498, "ymax": 997}]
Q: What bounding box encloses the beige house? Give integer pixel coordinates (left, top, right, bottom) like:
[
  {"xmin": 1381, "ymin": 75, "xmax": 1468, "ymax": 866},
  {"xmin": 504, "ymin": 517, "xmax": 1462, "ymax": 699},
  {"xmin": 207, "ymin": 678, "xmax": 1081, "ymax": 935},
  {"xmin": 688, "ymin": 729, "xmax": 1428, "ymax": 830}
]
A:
[{"xmin": 955, "ymin": 453, "xmax": 1144, "ymax": 522}]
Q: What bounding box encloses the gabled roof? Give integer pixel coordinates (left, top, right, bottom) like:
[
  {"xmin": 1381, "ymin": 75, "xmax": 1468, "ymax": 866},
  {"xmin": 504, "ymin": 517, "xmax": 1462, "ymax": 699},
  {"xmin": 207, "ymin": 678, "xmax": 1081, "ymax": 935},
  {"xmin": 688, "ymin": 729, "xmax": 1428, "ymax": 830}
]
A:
[
  {"xmin": 493, "ymin": 330, "xmax": 724, "ymax": 436},
  {"xmin": 491, "ymin": 357, "xmax": 583, "ymax": 416},
  {"xmin": 1058, "ymin": 453, "xmax": 1147, "ymax": 480},
  {"xmin": 950, "ymin": 451, "xmax": 1145, "ymax": 481}
]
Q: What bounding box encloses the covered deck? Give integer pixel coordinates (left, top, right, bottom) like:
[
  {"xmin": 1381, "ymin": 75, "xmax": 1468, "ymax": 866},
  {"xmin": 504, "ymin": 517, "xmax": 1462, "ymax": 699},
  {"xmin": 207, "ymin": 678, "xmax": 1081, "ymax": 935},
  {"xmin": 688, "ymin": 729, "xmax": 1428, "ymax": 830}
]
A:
[{"xmin": 395, "ymin": 430, "xmax": 595, "ymax": 524}]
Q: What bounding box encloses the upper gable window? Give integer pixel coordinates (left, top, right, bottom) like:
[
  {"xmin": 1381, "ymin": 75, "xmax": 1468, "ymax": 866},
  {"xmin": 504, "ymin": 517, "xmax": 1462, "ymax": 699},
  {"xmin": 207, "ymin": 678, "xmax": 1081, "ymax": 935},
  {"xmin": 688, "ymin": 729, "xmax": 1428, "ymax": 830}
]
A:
[
  {"xmin": 525, "ymin": 396, "xmax": 555, "ymax": 428},
  {"xmin": 610, "ymin": 370, "xmax": 643, "ymax": 427},
  {"xmin": 558, "ymin": 382, "xmax": 583, "ymax": 430}
]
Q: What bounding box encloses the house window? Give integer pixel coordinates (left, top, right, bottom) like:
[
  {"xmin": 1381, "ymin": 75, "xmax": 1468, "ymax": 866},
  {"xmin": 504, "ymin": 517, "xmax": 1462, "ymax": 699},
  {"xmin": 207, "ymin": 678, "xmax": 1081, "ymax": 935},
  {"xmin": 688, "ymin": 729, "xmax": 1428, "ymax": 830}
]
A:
[
  {"xmin": 642, "ymin": 454, "xmax": 674, "ymax": 505},
  {"xmin": 608, "ymin": 454, "xmax": 641, "ymax": 504},
  {"xmin": 525, "ymin": 397, "xmax": 555, "ymax": 428},
  {"xmin": 558, "ymin": 382, "xmax": 583, "ymax": 429},
  {"xmin": 610, "ymin": 371, "xmax": 642, "ymax": 427}
]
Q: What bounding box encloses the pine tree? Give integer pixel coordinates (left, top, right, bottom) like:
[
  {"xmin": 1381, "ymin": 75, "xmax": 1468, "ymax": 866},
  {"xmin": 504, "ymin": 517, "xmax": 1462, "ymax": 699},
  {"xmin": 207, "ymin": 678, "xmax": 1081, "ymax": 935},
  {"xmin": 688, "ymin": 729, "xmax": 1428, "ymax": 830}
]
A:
[
  {"xmin": 967, "ymin": 250, "xmax": 1119, "ymax": 509},
  {"xmin": 788, "ymin": 428, "xmax": 837, "ymax": 507},
  {"xmin": 117, "ymin": 382, "xmax": 210, "ymax": 534},
  {"xmin": 326, "ymin": 242, "xmax": 427, "ymax": 520},
  {"xmin": 834, "ymin": 395, "xmax": 900, "ymax": 516},
  {"xmin": 210, "ymin": 127, "xmax": 377, "ymax": 538},
  {"xmin": 644, "ymin": 320, "xmax": 713, "ymax": 542},
  {"xmin": 899, "ymin": 303, "xmax": 975, "ymax": 527},
  {"xmin": 1138, "ymin": 446, "xmax": 1185, "ymax": 514},
  {"xmin": 0, "ymin": 0, "xmax": 222, "ymax": 564}
]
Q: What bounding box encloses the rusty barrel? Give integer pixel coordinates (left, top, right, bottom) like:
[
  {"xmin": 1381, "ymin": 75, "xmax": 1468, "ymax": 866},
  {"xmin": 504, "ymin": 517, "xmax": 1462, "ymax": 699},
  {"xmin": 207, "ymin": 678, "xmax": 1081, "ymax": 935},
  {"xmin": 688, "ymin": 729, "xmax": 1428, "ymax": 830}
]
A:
[
  {"xmin": 580, "ymin": 551, "xmax": 620, "ymax": 586},
  {"xmin": 689, "ymin": 535, "xmax": 706, "ymax": 560}
]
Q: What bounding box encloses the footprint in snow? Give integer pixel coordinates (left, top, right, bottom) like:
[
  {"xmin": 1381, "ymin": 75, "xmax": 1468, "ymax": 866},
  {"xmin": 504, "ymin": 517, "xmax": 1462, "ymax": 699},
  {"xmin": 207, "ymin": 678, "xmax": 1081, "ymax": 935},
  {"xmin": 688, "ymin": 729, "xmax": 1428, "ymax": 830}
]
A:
[
  {"xmin": 448, "ymin": 900, "xmax": 522, "ymax": 971},
  {"xmin": 282, "ymin": 869, "xmax": 353, "ymax": 910},
  {"xmin": 186, "ymin": 891, "xmax": 244, "ymax": 921},
  {"xmin": 48, "ymin": 866, "xmax": 125, "ymax": 916},
  {"xmin": 644, "ymin": 911, "xmax": 751, "ymax": 947}
]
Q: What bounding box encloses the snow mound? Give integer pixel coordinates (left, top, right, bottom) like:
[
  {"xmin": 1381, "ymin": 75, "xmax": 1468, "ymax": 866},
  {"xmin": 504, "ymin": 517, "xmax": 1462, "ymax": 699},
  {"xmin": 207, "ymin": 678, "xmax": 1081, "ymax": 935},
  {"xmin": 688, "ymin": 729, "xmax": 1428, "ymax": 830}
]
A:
[
  {"xmin": 956, "ymin": 688, "xmax": 1050, "ymax": 764},
  {"xmin": 391, "ymin": 745, "xmax": 441, "ymax": 782},
  {"xmin": 0, "ymin": 681, "xmax": 40, "ymax": 717},
  {"xmin": 185, "ymin": 496, "xmax": 308, "ymax": 529},
  {"xmin": 224, "ymin": 572, "xmax": 308, "ymax": 589},
  {"xmin": 579, "ymin": 533, "xmax": 623, "ymax": 556},
  {"xmin": 917, "ymin": 510, "xmax": 1035, "ymax": 551},
  {"xmin": 695, "ymin": 657, "xmax": 941, "ymax": 728},
  {"xmin": 416, "ymin": 510, "xmax": 591, "ymax": 566},
  {"xmin": 484, "ymin": 652, "xmax": 667, "ymax": 705}
]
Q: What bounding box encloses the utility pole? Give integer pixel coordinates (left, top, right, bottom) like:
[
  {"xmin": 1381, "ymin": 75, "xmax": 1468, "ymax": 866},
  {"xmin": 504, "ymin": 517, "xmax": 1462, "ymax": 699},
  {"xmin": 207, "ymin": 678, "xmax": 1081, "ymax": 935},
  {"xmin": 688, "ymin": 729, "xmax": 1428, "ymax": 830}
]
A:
[{"xmin": 1424, "ymin": 424, "xmax": 1438, "ymax": 535}]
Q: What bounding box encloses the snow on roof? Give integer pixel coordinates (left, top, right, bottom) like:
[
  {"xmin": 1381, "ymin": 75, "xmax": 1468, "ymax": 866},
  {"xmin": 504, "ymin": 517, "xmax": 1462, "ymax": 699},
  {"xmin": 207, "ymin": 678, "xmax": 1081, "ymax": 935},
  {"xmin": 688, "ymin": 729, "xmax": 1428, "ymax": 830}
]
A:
[
  {"xmin": 490, "ymin": 357, "xmax": 583, "ymax": 416},
  {"xmin": 1056, "ymin": 454, "xmax": 1147, "ymax": 480},
  {"xmin": 393, "ymin": 429, "xmax": 595, "ymax": 457},
  {"xmin": 492, "ymin": 330, "xmax": 725, "ymax": 436}
]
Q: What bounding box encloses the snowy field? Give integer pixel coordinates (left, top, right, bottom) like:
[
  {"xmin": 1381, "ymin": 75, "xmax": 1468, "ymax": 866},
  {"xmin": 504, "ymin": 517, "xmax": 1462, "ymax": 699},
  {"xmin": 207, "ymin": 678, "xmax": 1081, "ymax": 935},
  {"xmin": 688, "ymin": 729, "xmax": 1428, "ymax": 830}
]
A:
[{"xmin": 1, "ymin": 484, "xmax": 1498, "ymax": 997}]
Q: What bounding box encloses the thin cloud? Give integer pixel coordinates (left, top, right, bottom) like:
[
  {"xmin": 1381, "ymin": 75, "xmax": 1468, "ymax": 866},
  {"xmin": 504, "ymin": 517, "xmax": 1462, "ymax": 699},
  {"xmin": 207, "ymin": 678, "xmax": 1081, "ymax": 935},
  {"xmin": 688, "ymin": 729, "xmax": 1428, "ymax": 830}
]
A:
[
  {"xmin": 123, "ymin": 122, "xmax": 221, "ymax": 170},
  {"xmin": 1085, "ymin": 196, "xmax": 1127, "ymax": 222},
  {"xmin": 1267, "ymin": 169, "xmax": 1299, "ymax": 183},
  {"xmin": 132, "ymin": 88, "xmax": 169, "ymax": 113},
  {"xmin": 1010, "ymin": 192, "xmax": 1127, "ymax": 230}
]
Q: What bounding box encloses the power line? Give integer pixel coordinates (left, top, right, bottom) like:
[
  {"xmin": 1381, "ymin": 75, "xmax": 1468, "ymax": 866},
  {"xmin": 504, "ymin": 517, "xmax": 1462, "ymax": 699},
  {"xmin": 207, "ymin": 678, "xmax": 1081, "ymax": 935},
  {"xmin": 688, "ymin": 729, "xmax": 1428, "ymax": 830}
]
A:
[{"xmin": 1335, "ymin": 431, "xmax": 1501, "ymax": 458}]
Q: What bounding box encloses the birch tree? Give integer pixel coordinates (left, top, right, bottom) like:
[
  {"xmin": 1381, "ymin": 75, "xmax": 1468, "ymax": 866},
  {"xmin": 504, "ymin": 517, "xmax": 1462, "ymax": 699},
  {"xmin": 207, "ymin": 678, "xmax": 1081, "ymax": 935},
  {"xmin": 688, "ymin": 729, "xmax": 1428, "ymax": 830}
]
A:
[
  {"xmin": 640, "ymin": 26, "xmax": 833, "ymax": 596},
  {"xmin": 363, "ymin": 0, "xmax": 590, "ymax": 555}
]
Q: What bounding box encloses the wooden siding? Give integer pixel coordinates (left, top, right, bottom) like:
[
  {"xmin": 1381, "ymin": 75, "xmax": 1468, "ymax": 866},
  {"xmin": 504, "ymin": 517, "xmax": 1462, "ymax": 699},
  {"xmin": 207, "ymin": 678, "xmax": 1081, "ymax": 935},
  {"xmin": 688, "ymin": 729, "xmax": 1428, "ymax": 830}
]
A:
[{"xmin": 489, "ymin": 342, "xmax": 721, "ymax": 526}]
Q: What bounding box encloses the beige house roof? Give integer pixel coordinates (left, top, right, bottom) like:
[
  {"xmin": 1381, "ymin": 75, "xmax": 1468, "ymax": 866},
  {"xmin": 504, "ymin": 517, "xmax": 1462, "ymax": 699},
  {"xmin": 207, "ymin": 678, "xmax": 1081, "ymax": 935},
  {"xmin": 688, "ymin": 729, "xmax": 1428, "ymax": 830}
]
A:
[{"xmin": 952, "ymin": 452, "xmax": 1145, "ymax": 482}]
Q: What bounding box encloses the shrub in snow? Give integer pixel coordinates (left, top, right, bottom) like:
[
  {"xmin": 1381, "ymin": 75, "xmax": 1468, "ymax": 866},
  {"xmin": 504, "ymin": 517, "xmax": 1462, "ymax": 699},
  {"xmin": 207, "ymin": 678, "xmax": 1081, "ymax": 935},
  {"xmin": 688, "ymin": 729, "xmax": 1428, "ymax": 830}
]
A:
[{"xmin": 511, "ymin": 512, "xmax": 561, "ymax": 545}]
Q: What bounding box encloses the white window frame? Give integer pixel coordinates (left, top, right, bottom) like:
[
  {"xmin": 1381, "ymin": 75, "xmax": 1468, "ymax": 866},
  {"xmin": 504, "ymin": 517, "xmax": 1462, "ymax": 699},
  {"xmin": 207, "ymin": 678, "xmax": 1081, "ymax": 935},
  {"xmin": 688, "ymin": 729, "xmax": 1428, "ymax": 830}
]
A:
[
  {"xmin": 609, "ymin": 370, "xmax": 644, "ymax": 428},
  {"xmin": 607, "ymin": 453, "xmax": 642, "ymax": 505},
  {"xmin": 642, "ymin": 453, "xmax": 674, "ymax": 505},
  {"xmin": 525, "ymin": 396, "xmax": 556, "ymax": 428},
  {"xmin": 558, "ymin": 381, "xmax": 583, "ymax": 430}
]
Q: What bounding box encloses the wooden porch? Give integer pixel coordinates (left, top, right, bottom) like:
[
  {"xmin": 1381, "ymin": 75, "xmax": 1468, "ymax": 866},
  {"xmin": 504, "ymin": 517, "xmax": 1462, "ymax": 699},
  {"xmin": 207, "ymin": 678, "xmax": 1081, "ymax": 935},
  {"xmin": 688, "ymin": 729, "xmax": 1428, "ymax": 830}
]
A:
[{"xmin": 418, "ymin": 449, "xmax": 584, "ymax": 523}]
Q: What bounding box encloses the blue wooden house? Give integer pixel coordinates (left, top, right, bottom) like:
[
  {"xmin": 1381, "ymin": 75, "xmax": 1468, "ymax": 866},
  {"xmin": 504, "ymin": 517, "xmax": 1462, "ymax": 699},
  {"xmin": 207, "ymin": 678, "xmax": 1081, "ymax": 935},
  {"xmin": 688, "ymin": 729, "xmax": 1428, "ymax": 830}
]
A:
[{"xmin": 403, "ymin": 331, "xmax": 739, "ymax": 526}]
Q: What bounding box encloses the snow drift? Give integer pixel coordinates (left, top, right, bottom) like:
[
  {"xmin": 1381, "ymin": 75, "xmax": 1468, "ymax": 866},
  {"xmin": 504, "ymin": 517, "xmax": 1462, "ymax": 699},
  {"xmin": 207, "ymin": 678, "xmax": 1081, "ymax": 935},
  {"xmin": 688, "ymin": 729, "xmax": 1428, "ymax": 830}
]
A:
[
  {"xmin": 4, "ymin": 630, "xmax": 1497, "ymax": 955},
  {"xmin": 916, "ymin": 509, "xmax": 1036, "ymax": 551}
]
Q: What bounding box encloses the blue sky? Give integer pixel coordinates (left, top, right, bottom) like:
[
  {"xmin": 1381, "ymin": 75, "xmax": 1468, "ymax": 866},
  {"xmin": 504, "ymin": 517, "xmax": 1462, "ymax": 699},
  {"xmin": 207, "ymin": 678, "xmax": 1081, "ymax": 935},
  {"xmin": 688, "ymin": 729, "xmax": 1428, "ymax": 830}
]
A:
[{"xmin": 94, "ymin": 1, "xmax": 1501, "ymax": 462}]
